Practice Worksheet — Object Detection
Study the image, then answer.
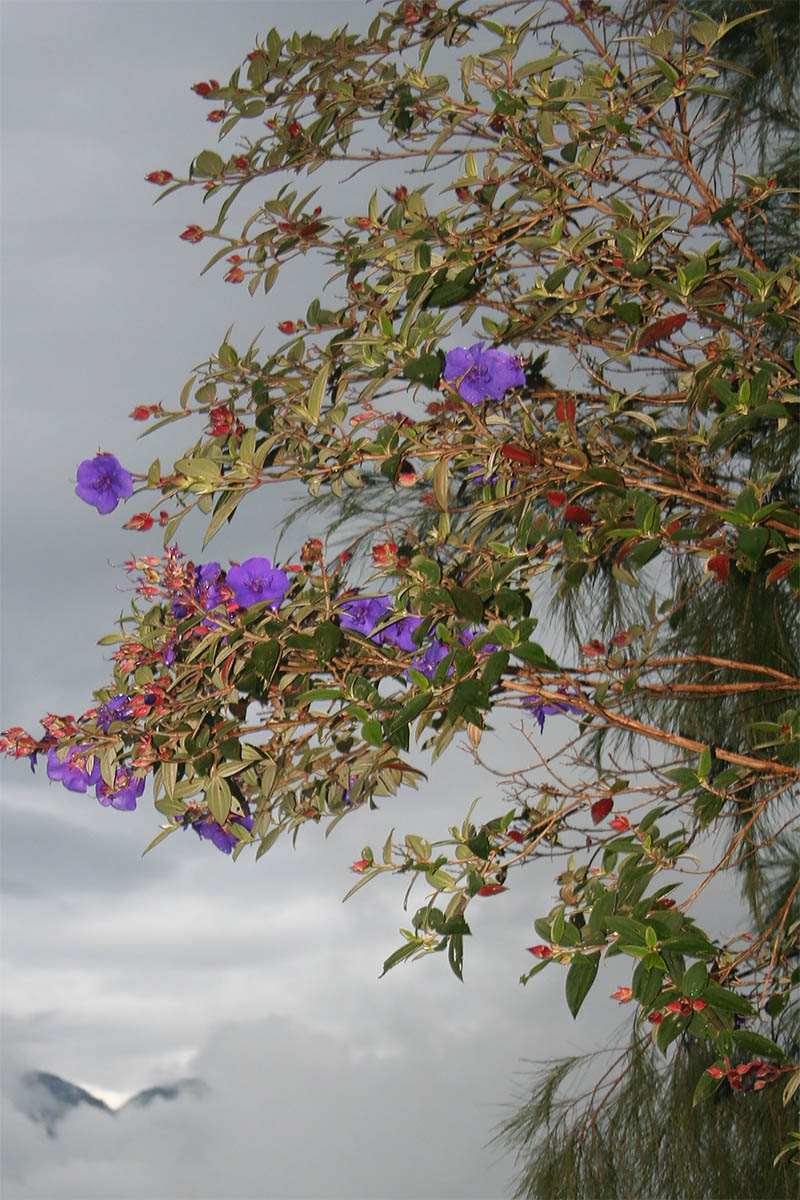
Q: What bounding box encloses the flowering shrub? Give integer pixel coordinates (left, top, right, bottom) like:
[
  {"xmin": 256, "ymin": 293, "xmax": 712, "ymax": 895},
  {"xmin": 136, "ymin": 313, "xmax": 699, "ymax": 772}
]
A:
[{"xmin": 3, "ymin": 0, "xmax": 799, "ymax": 1132}]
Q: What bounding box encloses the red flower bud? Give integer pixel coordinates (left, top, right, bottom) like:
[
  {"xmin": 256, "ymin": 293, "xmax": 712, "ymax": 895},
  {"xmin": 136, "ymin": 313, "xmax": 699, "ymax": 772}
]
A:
[
  {"xmin": 356, "ymin": 216, "xmax": 372, "ymax": 229},
  {"xmin": 527, "ymin": 944, "xmax": 552, "ymax": 958},
  {"xmin": 546, "ymin": 490, "xmax": 567, "ymax": 506},
  {"xmin": 350, "ymin": 859, "xmax": 370, "ymax": 873},
  {"xmin": 234, "ymin": 156, "xmax": 251, "ymax": 171},
  {"xmin": 396, "ymin": 462, "xmax": 417, "ymax": 487},
  {"xmin": 123, "ymin": 513, "xmax": 155, "ymax": 532},
  {"xmin": 393, "ymin": 186, "xmax": 408, "ymax": 202},
  {"xmin": 489, "ymin": 114, "xmax": 506, "ymax": 133},
  {"xmin": 609, "ymin": 814, "xmax": 630, "ymax": 832},
  {"xmin": 455, "ymin": 187, "xmax": 471, "ymax": 202},
  {"xmin": 477, "ymin": 884, "xmax": 507, "ymax": 896},
  {"xmin": 507, "ymin": 829, "xmax": 524, "ymax": 843},
  {"xmin": 287, "ymin": 121, "xmax": 303, "ymax": 138},
  {"xmin": 145, "ymin": 171, "xmax": 173, "ymax": 185},
  {"xmin": 402, "ymin": 2, "xmax": 421, "ymax": 23},
  {"xmin": 130, "ymin": 405, "xmax": 159, "ymax": 421},
  {"xmin": 206, "ymin": 109, "xmax": 229, "ymax": 123},
  {"xmin": 180, "ymin": 225, "xmax": 205, "ymax": 243},
  {"xmin": 611, "ymin": 986, "xmax": 633, "ymax": 1002},
  {"xmin": 555, "ymin": 397, "xmax": 576, "ymax": 422},
  {"xmin": 224, "ymin": 266, "xmax": 244, "ymax": 284},
  {"xmin": 582, "ymin": 639, "xmax": 606, "ymax": 658},
  {"xmin": 192, "ymin": 81, "xmax": 216, "ymax": 97},
  {"xmin": 372, "ymin": 542, "xmax": 399, "ymax": 567},
  {"xmin": 277, "ymin": 320, "xmax": 296, "ymax": 334},
  {"xmin": 648, "ymin": 1011, "xmax": 663, "ymax": 1024}
]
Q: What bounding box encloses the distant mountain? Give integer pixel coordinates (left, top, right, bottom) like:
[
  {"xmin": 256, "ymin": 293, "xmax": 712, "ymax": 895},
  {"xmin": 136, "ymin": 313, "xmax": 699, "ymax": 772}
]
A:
[
  {"xmin": 122, "ymin": 1078, "xmax": 207, "ymax": 1109},
  {"xmin": 15, "ymin": 1070, "xmax": 206, "ymax": 1136},
  {"xmin": 18, "ymin": 1071, "xmax": 113, "ymax": 1137}
]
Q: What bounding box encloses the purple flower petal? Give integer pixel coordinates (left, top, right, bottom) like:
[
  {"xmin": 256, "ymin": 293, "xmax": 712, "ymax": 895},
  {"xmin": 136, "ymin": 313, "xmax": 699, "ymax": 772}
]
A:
[
  {"xmin": 46, "ymin": 745, "xmax": 102, "ymax": 793},
  {"xmin": 443, "ymin": 344, "xmax": 524, "ymax": 404},
  {"xmin": 75, "ymin": 454, "xmax": 133, "ymax": 514},
  {"xmin": 227, "ymin": 557, "xmax": 289, "ymax": 609}
]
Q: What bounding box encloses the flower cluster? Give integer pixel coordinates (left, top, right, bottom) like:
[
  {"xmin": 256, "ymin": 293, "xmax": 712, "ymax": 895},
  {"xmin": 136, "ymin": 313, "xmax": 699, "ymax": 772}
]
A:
[{"xmin": 46, "ymin": 746, "xmax": 144, "ymax": 811}]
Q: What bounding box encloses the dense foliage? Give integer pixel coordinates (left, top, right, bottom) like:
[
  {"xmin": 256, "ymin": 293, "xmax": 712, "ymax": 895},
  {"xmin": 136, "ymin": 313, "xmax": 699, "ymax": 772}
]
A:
[{"xmin": 4, "ymin": 0, "xmax": 798, "ymax": 1166}]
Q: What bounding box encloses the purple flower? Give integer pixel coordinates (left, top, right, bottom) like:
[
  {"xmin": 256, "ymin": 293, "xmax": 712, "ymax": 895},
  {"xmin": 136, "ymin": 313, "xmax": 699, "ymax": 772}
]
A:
[
  {"xmin": 443, "ymin": 344, "xmax": 525, "ymax": 405},
  {"xmin": 75, "ymin": 454, "xmax": 133, "ymax": 514},
  {"xmin": 172, "ymin": 562, "xmax": 226, "ymax": 619},
  {"xmin": 227, "ymin": 557, "xmax": 289, "ymax": 609},
  {"xmin": 468, "ymin": 464, "xmax": 500, "ymax": 486},
  {"xmin": 95, "ymin": 694, "xmax": 132, "ymax": 733},
  {"xmin": 96, "ymin": 769, "xmax": 145, "ymax": 811},
  {"xmin": 193, "ymin": 809, "xmax": 254, "ymax": 854},
  {"xmin": 380, "ymin": 614, "xmax": 424, "ymax": 652},
  {"xmin": 522, "ymin": 688, "xmax": 583, "ymax": 733},
  {"xmin": 46, "ymin": 745, "xmax": 102, "ymax": 793},
  {"xmin": 410, "ymin": 637, "xmax": 452, "ymax": 681},
  {"xmin": 338, "ymin": 595, "xmax": 393, "ymax": 640},
  {"xmin": 459, "ymin": 628, "xmax": 499, "ymax": 655}
]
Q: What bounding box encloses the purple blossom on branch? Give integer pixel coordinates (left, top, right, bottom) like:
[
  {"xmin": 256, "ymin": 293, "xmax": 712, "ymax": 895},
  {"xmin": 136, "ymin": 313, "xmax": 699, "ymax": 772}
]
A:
[
  {"xmin": 522, "ymin": 689, "xmax": 583, "ymax": 733},
  {"xmin": 409, "ymin": 637, "xmax": 452, "ymax": 681},
  {"xmin": 46, "ymin": 745, "xmax": 102, "ymax": 793},
  {"xmin": 226, "ymin": 557, "xmax": 289, "ymax": 610},
  {"xmin": 96, "ymin": 769, "xmax": 145, "ymax": 811},
  {"xmin": 380, "ymin": 614, "xmax": 424, "ymax": 652},
  {"xmin": 443, "ymin": 344, "xmax": 525, "ymax": 405},
  {"xmin": 338, "ymin": 595, "xmax": 393, "ymax": 640},
  {"xmin": 75, "ymin": 454, "xmax": 133, "ymax": 514},
  {"xmin": 95, "ymin": 694, "xmax": 132, "ymax": 733},
  {"xmin": 193, "ymin": 809, "xmax": 254, "ymax": 854}
]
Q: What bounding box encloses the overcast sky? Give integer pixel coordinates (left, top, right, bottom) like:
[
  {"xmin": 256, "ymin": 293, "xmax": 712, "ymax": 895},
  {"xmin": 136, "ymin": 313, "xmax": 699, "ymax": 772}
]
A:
[{"xmin": 0, "ymin": 4, "xmax": 748, "ymax": 1198}]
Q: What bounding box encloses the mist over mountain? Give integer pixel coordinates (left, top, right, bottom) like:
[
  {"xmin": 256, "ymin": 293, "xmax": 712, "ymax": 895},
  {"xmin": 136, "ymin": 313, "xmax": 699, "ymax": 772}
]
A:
[{"xmin": 15, "ymin": 1071, "xmax": 206, "ymax": 1136}]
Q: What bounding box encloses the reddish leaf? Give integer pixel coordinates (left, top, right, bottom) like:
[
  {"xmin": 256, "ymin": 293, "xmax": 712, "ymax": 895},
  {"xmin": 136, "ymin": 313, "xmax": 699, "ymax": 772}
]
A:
[
  {"xmin": 765, "ymin": 559, "xmax": 794, "ymax": 587},
  {"xmin": 706, "ymin": 553, "xmax": 730, "ymax": 583},
  {"xmin": 546, "ymin": 490, "xmax": 566, "ymax": 506},
  {"xmin": 477, "ymin": 883, "xmax": 507, "ymax": 896},
  {"xmin": 564, "ymin": 503, "xmax": 592, "ymax": 525},
  {"xmin": 582, "ymin": 639, "xmax": 606, "ymax": 658},
  {"xmin": 637, "ymin": 312, "xmax": 688, "ymax": 349},
  {"xmin": 555, "ymin": 397, "xmax": 576, "ymax": 422},
  {"xmin": 591, "ymin": 796, "xmax": 613, "ymax": 823},
  {"xmin": 501, "ymin": 443, "xmax": 537, "ymax": 467}
]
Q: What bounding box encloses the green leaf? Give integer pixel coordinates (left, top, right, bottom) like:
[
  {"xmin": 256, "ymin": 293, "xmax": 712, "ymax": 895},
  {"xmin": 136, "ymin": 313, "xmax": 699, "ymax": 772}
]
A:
[
  {"xmin": 307, "ymin": 361, "xmax": 330, "ymax": 425},
  {"xmin": 194, "ymin": 149, "xmax": 224, "ymax": 177},
  {"xmin": 447, "ymin": 586, "xmax": 483, "ymax": 622},
  {"xmin": 731, "ymin": 1030, "xmax": 785, "ymax": 1061},
  {"xmin": 692, "ymin": 1066, "xmax": 724, "ymax": 1106},
  {"xmin": 206, "ymin": 775, "xmax": 231, "ymax": 824},
  {"xmin": 565, "ymin": 952, "xmax": 600, "ymax": 1018},
  {"xmin": 682, "ymin": 960, "xmax": 709, "ymax": 997},
  {"xmin": 380, "ymin": 941, "xmax": 419, "ymax": 976},
  {"xmin": 404, "ymin": 353, "xmax": 443, "ymax": 388}
]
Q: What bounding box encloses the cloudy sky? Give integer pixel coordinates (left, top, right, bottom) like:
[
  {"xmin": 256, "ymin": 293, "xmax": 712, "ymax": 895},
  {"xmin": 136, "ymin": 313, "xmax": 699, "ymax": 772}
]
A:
[{"xmin": 0, "ymin": 4, "xmax": 747, "ymax": 1198}]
